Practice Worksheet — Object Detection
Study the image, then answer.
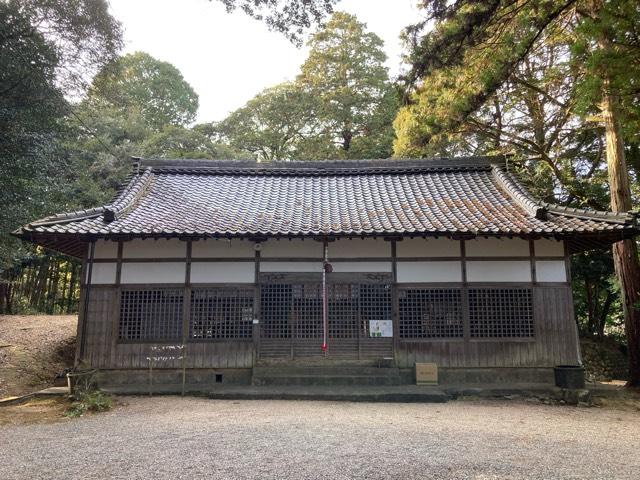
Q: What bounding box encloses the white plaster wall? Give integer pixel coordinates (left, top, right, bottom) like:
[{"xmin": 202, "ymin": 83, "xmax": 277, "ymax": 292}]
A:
[
  {"xmin": 88, "ymin": 263, "xmax": 117, "ymax": 284},
  {"xmin": 330, "ymin": 238, "xmax": 391, "ymax": 258},
  {"xmin": 260, "ymin": 262, "xmax": 323, "ymax": 273},
  {"xmin": 397, "ymin": 261, "xmax": 462, "ymax": 283},
  {"xmin": 121, "ymin": 262, "xmax": 186, "ymax": 284},
  {"xmin": 465, "ymin": 238, "xmax": 530, "ymax": 257},
  {"xmin": 534, "ymin": 239, "xmax": 565, "ymax": 257},
  {"xmin": 330, "ymin": 262, "xmax": 392, "ymax": 273},
  {"xmin": 93, "ymin": 240, "xmax": 118, "ymax": 259},
  {"xmin": 190, "ymin": 262, "xmax": 254, "ymax": 283},
  {"xmin": 536, "ymin": 260, "xmax": 567, "ymax": 282},
  {"xmin": 261, "ymin": 239, "xmax": 322, "ymax": 258},
  {"xmin": 466, "ymin": 261, "xmax": 531, "ymax": 282},
  {"xmin": 191, "ymin": 239, "xmax": 254, "ymax": 258},
  {"xmin": 122, "ymin": 239, "xmax": 186, "ymax": 259},
  {"xmin": 396, "ymin": 237, "xmax": 460, "ymax": 258}
]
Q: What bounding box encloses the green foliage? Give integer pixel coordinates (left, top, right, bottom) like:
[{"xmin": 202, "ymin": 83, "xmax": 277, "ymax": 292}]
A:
[
  {"xmin": 63, "ymin": 51, "xmax": 249, "ymax": 209},
  {"xmin": 395, "ymin": 1, "xmax": 640, "ymax": 164},
  {"xmin": 65, "ymin": 390, "xmax": 113, "ymax": 418},
  {"xmin": 141, "ymin": 125, "xmax": 248, "ymax": 160},
  {"xmin": 396, "ymin": 0, "xmax": 640, "ymax": 341},
  {"xmin": 18, "ymin": 0, "xmax": 123, "ymax": 93},
  {"xmin": 298, "ymin": 12, "xmax": 396, "ymax": 157},
  {"xmin": 215, "ymin": 12, "xmax": 399, "ymax": 161},
  {"xmin": 214, "ymin": 83, "xmax": 318, "ymax": 161},
  {"xmin": 1, "ymin": 252, "xmax": 81, "ymax": 314},
  {"xmin": 214, "ymin": 0, "xmax": 338, "ymax": 45},
  {"xmin": 572, "ymin": 250, "xmax": 623, "ymax": 338},
  {"xmin": 87, "ymin": 52, "xmax": 199, "ymax": 130},
  {"xmin": 0, "ymin": 0, "xmax": 122, "ymax": 270},
  {"xmin": 395, "ymin": 1, "xmax": 576, "ymax": 156}
]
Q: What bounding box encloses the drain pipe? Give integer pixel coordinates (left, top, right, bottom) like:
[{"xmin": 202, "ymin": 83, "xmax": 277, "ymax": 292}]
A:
[{"xmin": 321, "ymin": 239, "xmax": 329, "ymax": 354}]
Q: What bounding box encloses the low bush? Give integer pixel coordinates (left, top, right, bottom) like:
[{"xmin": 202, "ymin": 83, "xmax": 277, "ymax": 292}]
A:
[{"xmin": 64, "ymin": 390, "xmax": 113, "ymax": 418}]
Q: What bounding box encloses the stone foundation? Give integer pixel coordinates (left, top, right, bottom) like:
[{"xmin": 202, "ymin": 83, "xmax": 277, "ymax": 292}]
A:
[{"xmin": 580, "ymin": 339, "xmax": 629, "ymax": 382}]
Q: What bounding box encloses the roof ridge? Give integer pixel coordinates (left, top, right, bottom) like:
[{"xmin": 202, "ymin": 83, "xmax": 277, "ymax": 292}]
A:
[
  {"xmin": 23, "ymin": 207, "xmax": 105, "ymax": 228},
  {"xmin": 492, "ymin": 166, "xmax": 636, "ymax": 225},
  {"xmin": 103, "ymin": 168, "xmax": 154, "ymax": 222},
  {"xmin": 17, "ymin": 167, "xmax": 157, "ymax": 230},
  {"xmin": 138, "ymin": 156, "xmax": 503, "ymax": 175},
  {"xmin": 492, "ymin": 167, "xmax": 548, "ymax": 220}
]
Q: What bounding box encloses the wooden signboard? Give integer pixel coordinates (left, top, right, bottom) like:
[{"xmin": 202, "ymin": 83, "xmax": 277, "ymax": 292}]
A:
[{"xmin": 416, "ymin": 362, "xmax": 438, "ymax": 385}]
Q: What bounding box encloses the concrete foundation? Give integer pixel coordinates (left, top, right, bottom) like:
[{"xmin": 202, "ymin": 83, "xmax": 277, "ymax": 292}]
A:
[{"xmin": 95, "ymin": 366, "xmax": 556, "ymax": 394}]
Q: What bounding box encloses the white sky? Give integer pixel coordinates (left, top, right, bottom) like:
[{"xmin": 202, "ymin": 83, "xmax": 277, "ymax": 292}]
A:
[{"xmin": 107, "ymin": 0, "xmax": 421, "ymax": 123}]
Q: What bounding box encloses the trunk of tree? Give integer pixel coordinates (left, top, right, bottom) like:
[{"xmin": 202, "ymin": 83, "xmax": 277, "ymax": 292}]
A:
[
  {"xmin": 341, "ymin": 128, "xmax": 352, "ymax": 152},
  {"xmin": 60, "ymin": 264, "xmax": 69, "ymax": 314},
  {"xmin": 597, "ymin": 292, "xmax": 614, "ymax": 340},
  {"xmin": 585, "ymin": 281, "xmax": 595, "ymax": 336},
  {"xmin": 67, "ymin": 264, "xmax": 78, "ymax": 313},
  {"xmin": 600, "ymin": 80, "xmax": 640, "ymax": 386}
]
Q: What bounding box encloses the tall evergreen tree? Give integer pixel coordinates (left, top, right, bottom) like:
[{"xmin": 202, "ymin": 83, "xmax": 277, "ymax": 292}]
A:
[
  {"xmin": 214, "ymin": 83, "xmax": 318, "ymax": 161},
  {"xmin": 298, "ymin": 12, "xmax": 397, "ymax": 158},
  {"xmin": 211, "ymin": 0, "xmax": 338, "ymax": 44},
  {"xmin": 394, "ymin": 0, "xmax": 640, "ymax": 385},
  {"xmin": 68, "ymin": 52, "xmax": 243, "ymax": 207},
  {"xmin": 214, "ymin": 12, "xmax": 399, "ymax": 161},
  {"xmin": 0, "ymin": 0, "xmax": 122, "ymax": 269},
  {"xmin": 87, "ymin": 52, "xmax": 199, "ymax": 131}
]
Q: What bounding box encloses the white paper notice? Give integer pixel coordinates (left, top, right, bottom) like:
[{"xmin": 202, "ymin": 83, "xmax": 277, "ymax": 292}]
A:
[{"xmin": 369, "ymin": 320, "xmax": 393, "ymax": 338}]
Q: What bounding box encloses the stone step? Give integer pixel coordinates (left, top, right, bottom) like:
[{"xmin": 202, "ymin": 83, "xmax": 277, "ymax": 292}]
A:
[
  {"xmin": 253, "ymin": 374, "xmax": 402, "ymax": 387},
  {"xmin": 252, "ymin": 366, "xmax": 400, "ymax": 376},
  {"xmin": 209, "ymin": 385, "xmax": 450, "ymax": 403},
  {"xmin": 251, "ymin": 366, "xmax": 403, "ymax": 386}
]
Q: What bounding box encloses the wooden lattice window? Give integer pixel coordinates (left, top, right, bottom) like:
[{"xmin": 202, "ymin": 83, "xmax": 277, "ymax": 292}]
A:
[
  {"xmin": 469, "ymin": 288, "xmax": 534, "ymax": 338},
  {"xmin": 293, "ymin": 284, "xmax": 324, "ymax": 339},
  {"xmin": 119, "ymin": 288, "xmax": 184, "ymax": 341},
  {"xmin": 260, "ymin": 283, "xmax": 392, "ymax": 339},
  {"xmin": 260, "ymin": 284, "xmax": 323, "ymax": 339},
  {"xmin": 399, "ymin": 288, "xmax": 463, "ymax": 338},
  {"xmin": 328, "ymin": 284, "xmax": 358, "ymax": 339},
  {"xmin": 326, "ymin": 284, "xmax": 393, "ymax": 338},
  {"xmin": 189, "ymin": 287, "xmax": 254, "ymax": 339},
  {"xmin": 260, "ymin": 284, "xmax": 292, "ymax": 339}
]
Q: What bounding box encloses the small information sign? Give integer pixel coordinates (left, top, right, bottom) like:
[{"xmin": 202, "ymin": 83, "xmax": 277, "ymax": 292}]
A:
[
  {"xmin": 416, "ymin": 362, "xmax": 438, "ymax": 385},
  {"xmin": 369, "ymin": 320, "xmax": 393, "ymax": 338}
]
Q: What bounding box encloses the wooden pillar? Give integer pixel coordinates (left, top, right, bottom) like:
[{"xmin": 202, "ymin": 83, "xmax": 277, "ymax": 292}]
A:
[
  {"xmin": 74, "ymin": 248, "xmax": 89, "ymax": 367},
  {"xmin": 110, "ymin": 241, "xmax": 124, "ymax": 367},
  {"xmin": 529, "ymin": 239, "xmax": 537, "ymax": 284},
  {"xmin": 391, "ymin": 240, "xmax": 399, "ymax": 364},
  {"xmin": 181, "ymin": 240, "xmax": 192, "ymax": 349},
  {"xmin": 253, "ymin": 245, "xmax": 261, "ymax": 364},
  {"xmin": 564, "ymin": 239, "xmax": 582, "ymax": 365},
  {"xmin": 77, "ymin": 240, "xmax": 95, "ymax": 365},
  {"xmin": 461, "ymin": 239, "xmax": 470, "ymax": 344}
]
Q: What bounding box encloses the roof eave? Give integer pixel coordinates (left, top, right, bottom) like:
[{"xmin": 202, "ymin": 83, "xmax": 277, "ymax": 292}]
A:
[{"xmin": 15, "ymin": 227, "xmax": 638, "ymax": 259}]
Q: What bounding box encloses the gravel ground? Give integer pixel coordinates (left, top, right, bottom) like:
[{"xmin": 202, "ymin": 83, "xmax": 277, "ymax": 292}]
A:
[
  {"xmin": 1, "ymin": 396, "xmax": 638, "ymax": 479},
  {"xmin": 0, "ymin": 315, "xmax": 76, "ymax": 397}
]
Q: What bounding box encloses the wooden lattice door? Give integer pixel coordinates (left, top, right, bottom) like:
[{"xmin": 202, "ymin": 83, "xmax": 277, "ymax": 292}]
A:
[{"xmin": 258, "ymin": 277, "xmax": 393, "ymax": 360}]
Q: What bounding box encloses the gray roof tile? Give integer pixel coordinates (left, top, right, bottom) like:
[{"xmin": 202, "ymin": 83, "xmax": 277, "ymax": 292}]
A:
[{"xmin": 15, "ymin": 157, "xmax": 638, "ymax": 256}]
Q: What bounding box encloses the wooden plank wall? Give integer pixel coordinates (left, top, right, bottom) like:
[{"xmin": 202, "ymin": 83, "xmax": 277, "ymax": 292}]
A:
[
  {"xmin": 83, "ymin": 285, "xmax": 580, "ymax": 370},
  {"xmin": 81, "ymin": 285, "xmax": 254, "ymax": 369},
  {"xmin": 79, "ymin": 238, "xmax": 579, "ymax": 371},
  {"xmin": 394, "ymin": 285, "xmax": 581, "ymax": 368}
]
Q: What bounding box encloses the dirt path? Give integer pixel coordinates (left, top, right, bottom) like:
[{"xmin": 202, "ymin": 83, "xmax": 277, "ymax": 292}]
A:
[
  {"xmin": 1, "ymin": 396, "xmax": 639, "ymax": 480},
  {"xmin": 0, "ymin": 315, "xmax": 76, "ymax": 397}
]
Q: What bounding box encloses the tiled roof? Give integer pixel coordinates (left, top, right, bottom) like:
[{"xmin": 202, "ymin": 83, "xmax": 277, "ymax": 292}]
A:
[{"xmin": 15, "ymin": 157, "xmax": 638, "ymax": 257}]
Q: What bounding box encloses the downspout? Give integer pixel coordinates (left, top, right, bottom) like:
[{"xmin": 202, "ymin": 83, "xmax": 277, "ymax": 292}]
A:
[
  {"xmin": 322, "ymin": 239, "xmax": 329, "ymax": 354},
  {"xmin": 78, "ymin": 239, "xmax": 95, "ymax": 363}
]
